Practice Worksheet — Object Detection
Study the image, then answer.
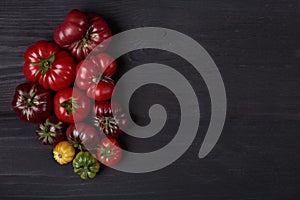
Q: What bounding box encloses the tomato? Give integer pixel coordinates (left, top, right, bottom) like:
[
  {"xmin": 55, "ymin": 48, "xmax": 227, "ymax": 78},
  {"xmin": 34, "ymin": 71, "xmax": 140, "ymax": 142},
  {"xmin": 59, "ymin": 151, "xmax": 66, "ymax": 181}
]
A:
[
  {"xmin": 23, "ymin": 41, "xmax": 76, "ymax": 91},
  {"xmin": 73, "ymin": 151, "xmax": 100, "ymax": 179},
  {"xmin": 53, "ymin": 141, "xmax": 75, "ymax": 165},
  {"xmin": 54, "ymin": 88, "xmax": 90, "ymax": 123},
  {"xmin": 12, "ymin": 83, "xmax": 52, "ymax": 122},
  {"xmin": 54, "ymin": 9, "xmax": 112, "ymax": 60},
  {"xmin": 93, "ymin": 102, "xmax": 128, "ymax": 137},
  {"xmin": 36, "ymin": 116, "xmax": 66, "ymax": 146},
  {"xmin": 96, "ymin": 137, "xmax": 122, "ymax": 166},
  {"xmin": 66, "ymin": 123, "xmax": 100, "ymax": 151},
  {"xmin": 75, "ymin": 53, "xmax": 116, "ymax": 101}
]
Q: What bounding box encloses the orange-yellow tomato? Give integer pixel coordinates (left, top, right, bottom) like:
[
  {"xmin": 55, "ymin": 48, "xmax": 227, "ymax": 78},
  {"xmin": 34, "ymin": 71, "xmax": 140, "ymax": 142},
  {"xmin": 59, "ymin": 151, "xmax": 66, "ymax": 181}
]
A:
[{"xmin": 53, "ymin": 141, "xmax": 75, "ymax": 165}]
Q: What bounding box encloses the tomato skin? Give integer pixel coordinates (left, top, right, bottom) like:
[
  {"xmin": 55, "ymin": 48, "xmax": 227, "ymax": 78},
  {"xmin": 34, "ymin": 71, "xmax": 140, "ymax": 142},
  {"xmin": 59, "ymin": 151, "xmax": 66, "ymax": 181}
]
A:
[
  {"xmin": 54, "ymin": 9, "xmax": 112, "ymax": 60},
  {"xmin": 54, "ymin": 88, "xmax": 90, "ymax": 123},
  {"xmin": 23, "ymin": 41, "xmax": 76, "ymax": 91},
  {"xmin": 12, "ymin": 83, "xmax": 52, "ymax": 123},
  {"xmin": 96, "ymin": 137, "xmax": 122, "ymax": 166},
  {"xmin": 76, "ymin": 53, "xmax": 116, "ymax": 101}
]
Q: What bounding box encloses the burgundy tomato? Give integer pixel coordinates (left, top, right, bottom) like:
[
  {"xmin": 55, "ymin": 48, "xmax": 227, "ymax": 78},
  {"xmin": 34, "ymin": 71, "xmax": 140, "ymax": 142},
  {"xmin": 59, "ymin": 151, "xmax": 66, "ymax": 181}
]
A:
[
  {"xmin": 93, "ymin": 102, "xmax": 127, "ymax": 137},
  {"xmin": 66, "ymin": 123, "xmax": 100, "ymax": 151},
  {"xmin": 12, "ymin": 83, "xmax": 52, "ymax": 122},
  {"xmin": 96, "ymin": 137, "xmax": 122, "ymax": 166},
  {"xmin": 54, "ymin": 88, "xmax": 90, "ymax": 123},
  {"xmin": 76, "ymin": 53, "xmax": 116, "ymax": 101},
  {"xmin": 36, "ymin": 116, "xmax": 66, "ymax": 146},
  {"xmin": 54, "ymin": 9, "xmax": 112, "ymax": 60},
  {"xmin": 23, "ymin": 41, "xmax": 76, "ymax": 91}
]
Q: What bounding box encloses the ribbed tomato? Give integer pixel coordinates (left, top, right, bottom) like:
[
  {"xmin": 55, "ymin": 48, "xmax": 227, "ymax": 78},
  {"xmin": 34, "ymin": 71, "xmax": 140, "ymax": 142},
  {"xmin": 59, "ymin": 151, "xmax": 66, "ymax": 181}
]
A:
[
  {"xmin": 54, "ymin": 88, "xmax": 90, "ymax": 123},
  {"xmin": 23, "ymin": 41, "xmax": 76, "ymax": 91},
  {"xmin": 12, "ymin": 83, "xmax": 52, "ymax": 122},
  {"xmin": 93, "ymin": 102, "xmax": 127, "ymax": 137},
  {"xmin": 96, "ymin": 137, "xmax": 122, "ymax": 166},
  {"xmin": 76, "ymin": 53, "xmax": 116, "ymax": 101},
  {"xmin": 54, "ymin": 9, "xmax": 112, "ymax": 60}
]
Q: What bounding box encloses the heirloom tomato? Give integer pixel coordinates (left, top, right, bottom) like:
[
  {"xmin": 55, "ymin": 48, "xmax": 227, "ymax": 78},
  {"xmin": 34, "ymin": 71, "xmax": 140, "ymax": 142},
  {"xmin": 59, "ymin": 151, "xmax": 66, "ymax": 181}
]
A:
[
  {"xmin": 76, "ymin": 53, "xmax": 116, "ymax": 101},
  {"xmin": 96, "ymin": 137, "xmax": 122, "ymax": 166},
  {"xmin": 54, "ymin": 9, "xmax": 112, "ymax": 60},
  {"xmin": 12, "ymin": 83, "xmax": 52, "ymax": 122},
  {"xmin": 54, "ymin": 88, "xmax": 90, "ymax": 123},
  {"xmin": 36, "ymin": 116, "xmax": 66, "ymax": 146},
  {"xmin": 23, "ymin": 41, "xmax": 76, "ymax": 91},
  {"xmin": 73, "ymin": 151, "xmax": 100, "ymax": 179},
  {"xmin": 53, "ymin": 141, "xmax": 75, "ymax": 165},
  {"xmin": 66, "ymin": 123, "xmax": 100, "ymax": 151},
  {"xmin": 93, "ymin": 102, "xmax": 127, "ymax": 137}
]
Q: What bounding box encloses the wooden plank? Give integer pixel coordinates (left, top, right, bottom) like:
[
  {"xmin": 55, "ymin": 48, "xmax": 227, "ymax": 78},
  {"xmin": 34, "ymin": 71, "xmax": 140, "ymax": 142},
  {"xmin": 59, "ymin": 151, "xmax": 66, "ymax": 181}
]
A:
[{"xmin": 0, "ymin": 0, "xmax": 300, "ymax": 199}]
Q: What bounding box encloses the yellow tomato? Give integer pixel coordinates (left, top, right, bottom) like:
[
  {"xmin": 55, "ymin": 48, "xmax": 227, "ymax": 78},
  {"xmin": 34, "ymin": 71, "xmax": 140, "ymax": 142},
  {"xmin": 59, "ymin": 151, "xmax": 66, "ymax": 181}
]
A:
[{"xmin": 53, "ymin": 141, "xmax": 75, "ymax": 165}]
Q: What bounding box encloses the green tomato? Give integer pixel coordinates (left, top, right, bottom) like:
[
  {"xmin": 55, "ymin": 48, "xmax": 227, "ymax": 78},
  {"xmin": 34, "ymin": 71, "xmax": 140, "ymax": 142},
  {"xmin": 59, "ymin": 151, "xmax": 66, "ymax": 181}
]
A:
[{"xmin": 73, "ymin": 151, "xmax": 100, "ymax": 179}]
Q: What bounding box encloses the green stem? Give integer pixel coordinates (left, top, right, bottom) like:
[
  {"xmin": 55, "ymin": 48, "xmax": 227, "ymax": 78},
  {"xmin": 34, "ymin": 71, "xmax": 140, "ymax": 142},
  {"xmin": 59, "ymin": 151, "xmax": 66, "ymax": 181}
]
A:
[
  {"xmin": 45, "ymin": 119, "xmax": 62, "ymax": 129},
  {"xmin": 82, "ymin": 27, "xmax": 92, "ymax": 47},
  {"xmin": 60, "ymin": 98, "xmax": 79, "ymax": 115},
  {"xmin": 92, "ymin": 75, "xmax": 112, "ymax": 84},
  {"xmin": 32, "ymin": 54, "xmax": 55, "ymax": 76}
]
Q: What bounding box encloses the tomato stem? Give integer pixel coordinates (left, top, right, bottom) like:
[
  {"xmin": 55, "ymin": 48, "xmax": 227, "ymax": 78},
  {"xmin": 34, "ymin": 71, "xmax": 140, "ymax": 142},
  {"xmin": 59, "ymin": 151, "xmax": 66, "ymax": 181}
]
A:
[
  {"xmin": 98, "ymin": 143, "xmax": 117, "ymax": 161},
  {"xmin": 45, "ymin": 119, "xmax": 63, "ymax": 129},
  {"xmin": 60, "ymin": 98, "xmax": 79, "ymax": 115},
  {"xmin": 32, "ymin": 54, "xmax": 55, "ymax": 76},
  {"xmin": 92, "ymin": 75, "xmax": 112, "ymax": 84},
  {"xmin": 95, "ymin": 116, "xmax": 118, "ymax": 130},
  {"xmin": 82, "ymin": 27, "xmax": 92, "ymax": 47}
]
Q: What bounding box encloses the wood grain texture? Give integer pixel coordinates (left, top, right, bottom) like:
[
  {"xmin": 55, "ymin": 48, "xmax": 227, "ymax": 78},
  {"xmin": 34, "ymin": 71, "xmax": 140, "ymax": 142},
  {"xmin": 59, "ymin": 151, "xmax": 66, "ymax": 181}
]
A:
[{"xmin": 1, "ymin": 0, "xmax": 300, "ymax": 199}]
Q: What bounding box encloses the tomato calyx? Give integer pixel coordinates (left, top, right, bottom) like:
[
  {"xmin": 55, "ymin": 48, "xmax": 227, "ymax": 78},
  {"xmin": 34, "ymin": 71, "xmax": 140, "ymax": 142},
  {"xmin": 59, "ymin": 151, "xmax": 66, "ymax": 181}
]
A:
[
  {"xmin": 60, "ymin": 98, "xmax": 79, "ymax": 115},
  {"xmin": 32, "ymin": 54, "xmax": 56, "ymax": 76},
  {"xmin": 72, "ymin": 141, "xmax": 83, "ymax": 151},
  {"xmin": 91, "ymin": 74, "xmax": 113, "ymax": 84},
  {"xmin": 81, "ymin": 27, "xmax": 92, "ymax": 47},
  {"xmin": 95, "ymin": 116, "xmax": 118, "ymax": 131},
  {"xmin": 97, "ymin": 142, "xmax": 118, "ymax": 161},
  {"xmin": 70, "ymin": 135, "xmax": 85, "ymax": 151}
]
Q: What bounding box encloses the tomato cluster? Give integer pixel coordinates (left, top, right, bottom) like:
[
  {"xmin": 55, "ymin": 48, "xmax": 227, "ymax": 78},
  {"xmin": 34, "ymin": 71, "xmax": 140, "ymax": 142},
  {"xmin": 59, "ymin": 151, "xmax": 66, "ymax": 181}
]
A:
[{"xmin": 12, "ymin": 9, "xmax": 126, "ymax": 179}]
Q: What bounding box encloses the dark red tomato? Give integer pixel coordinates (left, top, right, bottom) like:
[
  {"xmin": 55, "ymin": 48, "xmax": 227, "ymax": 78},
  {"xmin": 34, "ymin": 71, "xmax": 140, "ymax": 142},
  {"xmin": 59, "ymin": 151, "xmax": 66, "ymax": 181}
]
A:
[
  {"xmin": 96, "ymin": 137, "xmax": 122, "ymax": 166},
  {"xmin": 93, "ymin": 102, "xmax": 128, "ymax": 137},
  {"xmin": 66, "ymin": 123, "xmax": 100, "ymax": 151},
  {"xmin": 12, "ymin": 83, "xmax": 52, "ymax": 122},
  {"xmin": 54, "ymin": 9, "xmax": 112, "ymax": 60},
  {"xmin": 75, "ymin": 53, "xmax": 116, "ymax": 101},
  {"xmin": 23, "ymin": 41, "xmax": 76, "ymax": 91},
  {"xmin": 36, "ymin": 116, "xmax": 66, "ymax": 146},
  {"xmin": 54, "ymin": 88, "xmax": 90, "ymax": 123}
]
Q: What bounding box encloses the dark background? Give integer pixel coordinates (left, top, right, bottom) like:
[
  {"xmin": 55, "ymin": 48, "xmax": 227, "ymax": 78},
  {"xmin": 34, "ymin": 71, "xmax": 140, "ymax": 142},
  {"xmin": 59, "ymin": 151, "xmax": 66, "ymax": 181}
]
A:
[{"xmin": 1, "ymin": 0, "xmax": 300, "ymax": 199}]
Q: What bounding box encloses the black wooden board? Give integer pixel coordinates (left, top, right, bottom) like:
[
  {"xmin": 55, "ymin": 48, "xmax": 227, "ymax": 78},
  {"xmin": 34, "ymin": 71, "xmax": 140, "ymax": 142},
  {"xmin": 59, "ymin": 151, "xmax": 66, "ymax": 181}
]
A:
[{"xmin": 1, "ymin": 0, "xmax": 300, "ymax": 199}]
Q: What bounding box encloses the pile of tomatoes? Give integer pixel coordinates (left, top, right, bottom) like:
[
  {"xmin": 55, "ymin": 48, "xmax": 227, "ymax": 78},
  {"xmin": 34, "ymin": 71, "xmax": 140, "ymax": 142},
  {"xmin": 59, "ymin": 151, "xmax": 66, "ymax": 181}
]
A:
[{"xmin": 11, "ymin": 10, "xmax": 127, "ymax": 179}]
